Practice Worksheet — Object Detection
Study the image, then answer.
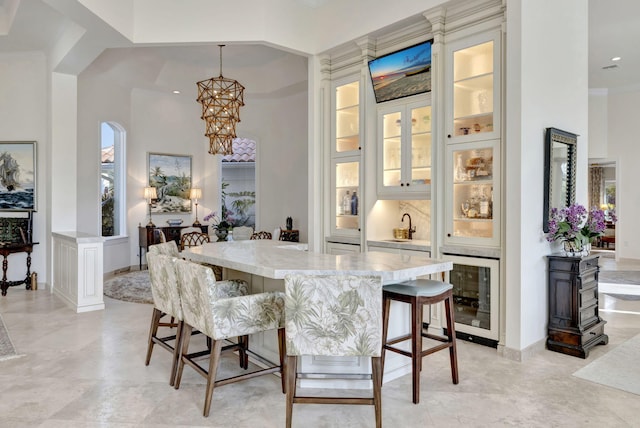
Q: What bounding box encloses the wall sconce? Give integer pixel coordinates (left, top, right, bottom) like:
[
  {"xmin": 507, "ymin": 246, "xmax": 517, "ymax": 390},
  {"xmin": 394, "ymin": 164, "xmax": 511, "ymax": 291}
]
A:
[
  {"xmin": 190, "ymin": 188, "xmax": 202, "ymax": 226},
  {"xmin": 143, "ymin": 186, "xmax": 157, "ymax": 227}
]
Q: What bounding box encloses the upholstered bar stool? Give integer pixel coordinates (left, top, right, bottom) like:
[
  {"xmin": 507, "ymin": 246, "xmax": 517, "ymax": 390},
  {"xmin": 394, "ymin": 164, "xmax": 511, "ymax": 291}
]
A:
[
  {"xmin": 381, "ymin": 279, "xmax": 459, "ymax": 404},
  {"xmin": 284, "ymin": 274, "xmax": 383, "ymax": 428},
  {"xmin": 173, "ymin": 258, "xmax": 286, "ymax": 417}
]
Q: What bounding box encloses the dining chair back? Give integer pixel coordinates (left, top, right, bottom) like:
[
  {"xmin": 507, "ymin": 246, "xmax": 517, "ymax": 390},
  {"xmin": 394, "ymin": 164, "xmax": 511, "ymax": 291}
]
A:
[
  {"xmin": 148, "ymin": 240, "xmax": 179, "ymax": 257},
  {"xmin": 283, "ymin": 274, "xmax": 383, "ymax": 428},
  {"xmin": 180, "ymin": 231, "xmax": 210, "ymax": 251},
  {"xmin": 232, "ymin": 226, "xmax": 253, "ymax": 241},
  {"xmin": 250, "ymin": 230, "xmax": 272, "ymax": 240}
]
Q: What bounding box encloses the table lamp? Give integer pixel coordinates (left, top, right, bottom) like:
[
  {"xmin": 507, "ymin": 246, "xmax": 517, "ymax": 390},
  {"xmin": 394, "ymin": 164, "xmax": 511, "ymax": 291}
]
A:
[
  {"xmin": 143, "ymin": 186, "xmax": 157, "ymax": 227},
  {"xmin": 190, "ymin": 188, "xmax": 202, "ymax": 226}
]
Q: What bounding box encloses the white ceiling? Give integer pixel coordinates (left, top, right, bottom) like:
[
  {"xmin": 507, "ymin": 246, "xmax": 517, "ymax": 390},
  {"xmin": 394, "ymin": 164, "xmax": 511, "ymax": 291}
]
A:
[{"xmin": 1, "ymin": 0, "xmax": 638, "ymax": 92}]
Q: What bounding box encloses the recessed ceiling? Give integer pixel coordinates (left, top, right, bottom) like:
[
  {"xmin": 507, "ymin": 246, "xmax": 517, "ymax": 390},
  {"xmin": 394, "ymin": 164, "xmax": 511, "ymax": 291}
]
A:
[{"xmin": 1, "ymin": 0, "xmax": 639, "ymax": 92}]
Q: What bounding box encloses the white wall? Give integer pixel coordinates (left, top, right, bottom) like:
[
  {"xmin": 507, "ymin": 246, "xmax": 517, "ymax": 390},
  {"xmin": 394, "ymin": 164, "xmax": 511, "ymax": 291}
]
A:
[
  {"xmin": 606, "ymin": 88, "xmax": 640, "ymax": 259},
  {"xmin": 0, "ymin": 52, "xmax": 48, "ymax": 282},
  {"xmin": 76, "ymin": 50, "xmax": 308, "ymax": 270},
  {"xmin": 505, "ymin": 0, "xmax": 589, "ymax": 354},
  {"xmin": 588, "ymin": 90, "xmax": 608, "ymax": 159}
]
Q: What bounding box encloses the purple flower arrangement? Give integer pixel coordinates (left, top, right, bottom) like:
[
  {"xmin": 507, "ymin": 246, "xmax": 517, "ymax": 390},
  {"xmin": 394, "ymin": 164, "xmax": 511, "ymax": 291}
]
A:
[{"xmin": 547, "ymin": 203, "xmax": 617, "ymax": 245}]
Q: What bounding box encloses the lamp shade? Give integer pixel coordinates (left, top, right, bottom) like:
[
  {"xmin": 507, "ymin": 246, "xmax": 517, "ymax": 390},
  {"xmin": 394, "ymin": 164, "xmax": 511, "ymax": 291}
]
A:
[
  {"xmin": 190, "ymin": 188, "xmax": 202, "ymax": 200},
  {"xmin": 144, "ymin": 186, "xmax": 157, "ymax": 200}
]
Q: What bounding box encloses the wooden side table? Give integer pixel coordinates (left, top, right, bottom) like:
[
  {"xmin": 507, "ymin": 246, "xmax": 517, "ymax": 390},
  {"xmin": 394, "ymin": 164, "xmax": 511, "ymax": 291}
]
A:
[
  {"xmin": 0, "ymin": 242, "xmax": 38, "ymax": 296},
  {"xmin": 138, "ymin": 225, "xmax": 209, "ymax": 269},
  {"xmin": 547, "ymin": 254, "xmax": 608, "ymax": 358}
]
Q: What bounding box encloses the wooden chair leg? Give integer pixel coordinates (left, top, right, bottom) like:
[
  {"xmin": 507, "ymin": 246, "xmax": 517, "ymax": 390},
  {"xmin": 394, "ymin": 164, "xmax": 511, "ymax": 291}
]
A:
[
  {"xmin": 169, "ymin": 320, "xmax": 183, "ymax": 387},
  {"xmin": 444, "ymin": 294, "xmax": 459, "ymax": 384},
  {"xmin": 380, "ymin": 295, "xmax": 391, "ymax": 383},
  {"xmin": 145, "ymin": 308, "xmax": 162, "ymax": 366},
  {"xmin": 411, "ymin": 297, "xmax": 422, "ymax": 404},
  {"xmin": 371, "ymin": 356, "xmax": 383, "ymax": 428},
  {"xmin": 237, "ymin": 335, "xmax": 249, "ymax": 369},
  {"xmin": 278, "ymin": 328, "xmax": 286, "ymax": 394},
  {"xmin": 174, "ymin": 323, "xmax": 193, "ymax": 390},
  {"xmin": 243, "ymin": 335, "xmax": 250, "ymax": 369},
  {"xmin": 285, "ymin": 355, "xmax": 297, "ymax": 428},
  {"xmin": 203, "ymin": 340, "xmax": 223, "ymax": 417}
]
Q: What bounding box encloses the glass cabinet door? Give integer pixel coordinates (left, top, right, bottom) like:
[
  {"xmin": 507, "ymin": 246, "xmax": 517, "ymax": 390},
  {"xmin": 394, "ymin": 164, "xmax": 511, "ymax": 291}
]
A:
[
  {"xmin": 409, "ymin": 103, "xmax": 432, "ymax": 187},
  {"xmin": 446, "ymin": 139, "xmax": 500, "ymax": 246},
  {"xmin": 443, "ymin": 255, "xmax": 499, "ymax": 342},
  {"xmin": 333, "ymin": 158, "xmax": 360, "ymax": 234},
  {"xmin": 335, "ymin": 80, "xmax": 360, "ymax": 154},
  {"xmin": 381, "ymin": 109, "xmax": 402, "ymax": 188},
  {"xmin": 446, "ymin": 31, "xmax": 500, "ymax": 142},
  {"xmin": 378, "ymin": 98, "xmax": 431, "ymax": 198}
]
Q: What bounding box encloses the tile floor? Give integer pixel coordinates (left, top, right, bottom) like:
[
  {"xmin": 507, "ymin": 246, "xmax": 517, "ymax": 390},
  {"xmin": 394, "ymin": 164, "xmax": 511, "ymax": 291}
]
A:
[{"xmin": 0, "ymin": 255, "xmax": 638, "ymax": 427}]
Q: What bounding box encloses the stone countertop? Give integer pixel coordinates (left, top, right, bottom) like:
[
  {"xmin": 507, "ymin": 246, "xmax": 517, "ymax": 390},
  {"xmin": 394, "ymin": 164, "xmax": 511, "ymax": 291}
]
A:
[
  {"xmin": 183, "ymin": 240, "xmax": 451, "ymax": 282},
  {"xmin": 367, "ymin": 239, "xmax": 431, "ymax": 252}
]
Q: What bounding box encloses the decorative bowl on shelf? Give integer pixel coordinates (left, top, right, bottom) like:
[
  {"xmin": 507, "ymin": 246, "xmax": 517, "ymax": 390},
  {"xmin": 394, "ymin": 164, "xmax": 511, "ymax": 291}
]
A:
[
  {"xmin": 393, "ymin": 228, "xmax": 409, "ymax": 240},
  {"xmin": 166, "ymin": 219, "xmax": 183, "ymax": 226}
]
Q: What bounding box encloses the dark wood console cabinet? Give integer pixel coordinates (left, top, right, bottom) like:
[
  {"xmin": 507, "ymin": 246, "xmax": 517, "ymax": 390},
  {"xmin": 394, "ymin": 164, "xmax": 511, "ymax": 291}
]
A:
[
  {"xmin": 138, "ymin": 225, "xmax": 208, "ymax": 269},
  {"xmin": 547, "ymin": 254, "xmax": 608, "ymax": 358}
]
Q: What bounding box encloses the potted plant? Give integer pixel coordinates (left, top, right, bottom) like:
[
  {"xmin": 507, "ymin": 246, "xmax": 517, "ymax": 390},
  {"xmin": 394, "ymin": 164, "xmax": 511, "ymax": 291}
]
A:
[{"xmin": 546, "ymin": 203, "xmax": 617, "ymax": 256}]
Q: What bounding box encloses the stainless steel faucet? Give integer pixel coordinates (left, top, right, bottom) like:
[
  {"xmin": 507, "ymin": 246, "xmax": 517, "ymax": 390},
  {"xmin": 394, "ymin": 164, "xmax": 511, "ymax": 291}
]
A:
[{"xmin": 401, "ymin": 213, "xmax": 416, "ymax": 240}]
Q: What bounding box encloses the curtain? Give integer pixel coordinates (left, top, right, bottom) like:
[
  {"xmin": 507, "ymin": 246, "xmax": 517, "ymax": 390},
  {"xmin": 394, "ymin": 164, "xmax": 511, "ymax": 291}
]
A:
[{"xmin": 588, "ymin": 167, "xmax": 603, "ymax": 209}]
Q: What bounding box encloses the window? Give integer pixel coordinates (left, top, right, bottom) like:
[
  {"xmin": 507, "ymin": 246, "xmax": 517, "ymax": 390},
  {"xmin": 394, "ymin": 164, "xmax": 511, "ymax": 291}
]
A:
[
  {"xmin": 101, "ymin": 122, "xmax": 126, "ymax": 237},
  {"xmin": 221, "ymin": 138, "xmax": 256, "ymax": 229}
]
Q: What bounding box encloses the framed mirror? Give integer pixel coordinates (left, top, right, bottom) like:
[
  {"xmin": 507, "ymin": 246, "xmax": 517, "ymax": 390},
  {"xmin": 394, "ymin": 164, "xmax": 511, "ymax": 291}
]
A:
[{"xmin": 543, "ymin": 127, "xmax": 577, "ymax": 232}]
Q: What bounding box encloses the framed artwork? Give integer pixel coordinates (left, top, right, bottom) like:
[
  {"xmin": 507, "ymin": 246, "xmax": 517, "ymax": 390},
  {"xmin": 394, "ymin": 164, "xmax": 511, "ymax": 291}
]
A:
[
  {"xmin": 148, "ymin": 152, "xmax": 192, "ymax": 214},
  {"xmin": 0, "ymin": 141, "xmax": 37, "ymax": 211}
]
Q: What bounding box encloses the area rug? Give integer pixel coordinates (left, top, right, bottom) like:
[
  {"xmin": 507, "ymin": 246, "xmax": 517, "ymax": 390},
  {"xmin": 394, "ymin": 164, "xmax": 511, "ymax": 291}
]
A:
[
  {"xmin": 103, "ymin": 270, "xmax": 153, "ymax": 304},
  {"xmin": 0, "ymin": 313, "xmax": 21, "ymax": 361},
  {"xmin": 573, "ymin": 333, "xmax": 640, "ymax": 396}
]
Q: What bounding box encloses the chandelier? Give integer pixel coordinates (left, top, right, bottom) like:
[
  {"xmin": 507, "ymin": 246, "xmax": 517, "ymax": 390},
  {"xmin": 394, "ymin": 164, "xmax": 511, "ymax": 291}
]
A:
[{"xmin": 196, "ymin": 45, "xmax": 245, "ymax": 155}]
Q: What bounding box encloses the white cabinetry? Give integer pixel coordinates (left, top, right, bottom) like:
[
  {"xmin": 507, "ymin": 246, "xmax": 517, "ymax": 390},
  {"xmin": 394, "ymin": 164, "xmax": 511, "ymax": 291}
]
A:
[
  {"xmin": 326, "ymin": 242, "xmax": 361, "ymax": 255},
  {"xmin": 329, "ymin": 76, "xmax": 362, "ymax": 242},
  {"xmin": 444, "ymin": 30, "xmax": 501, "ymax": 248},
  {"xmin": 445, "ymin": 30, "xmax": 500, "ymax": 143},
  {"xmin": 377, "ymin": 97, "xmax": 432, "ymax": 199},
  {"xmin": 445, "ymin": 139, "xmax": 500, "ymax": 247}
]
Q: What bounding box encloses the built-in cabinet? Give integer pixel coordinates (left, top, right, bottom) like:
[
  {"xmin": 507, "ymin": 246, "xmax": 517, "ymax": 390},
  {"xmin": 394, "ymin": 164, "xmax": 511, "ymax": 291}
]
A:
[
  {"xmin": 445, "ymin": 140, "xmax": 500, "ymax": 247},
  {"xmin": 377, "ymin": 97, "xmax": 432, "ymax": 199},
  {"xmin": 440, "ymin": 27, "xmax": 502, "ymax": 345},
  {"xmin": 323, "ymin": 6, "xmax": 505, "ymax": 346},
  {"xmin": 444, "ymin": 30, "xmax": 501, "ymax": 248},
  {"xmin": 445, "ymin": 31, "xmax": 500, "ymax": 143},
  {"xmin": 330, "ymin": 77, "xmax": 362, "ymax": 244}
]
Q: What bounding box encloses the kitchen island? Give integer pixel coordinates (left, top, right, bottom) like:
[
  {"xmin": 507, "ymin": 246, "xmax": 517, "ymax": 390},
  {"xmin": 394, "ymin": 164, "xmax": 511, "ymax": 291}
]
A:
[{"xmin": 182, "ymin": 240, "xmax": 453, "ymax": 387}]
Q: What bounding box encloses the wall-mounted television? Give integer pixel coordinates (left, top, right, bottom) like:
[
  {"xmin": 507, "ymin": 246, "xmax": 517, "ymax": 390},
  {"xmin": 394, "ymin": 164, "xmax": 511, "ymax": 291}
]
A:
[{"xmin": 368, "ymin": 40, "xmax": 432, "ymax": 104}]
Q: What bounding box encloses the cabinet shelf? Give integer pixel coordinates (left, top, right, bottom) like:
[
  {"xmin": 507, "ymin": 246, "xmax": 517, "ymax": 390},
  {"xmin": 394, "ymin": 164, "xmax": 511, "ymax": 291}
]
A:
[
  {"xmin": 453, "ymin": 112, "xmax": 493, "ymax": 122},
  {"xmin": 454, "ymin": 177, "xmax": 493, "ymax": 184},
  {"xmin": 453, "ymin": 217, "xmax": 493, "ymax": 222},
  {"xmin": 454, "ymin": 72, "xmax": 493, "ymax": 88}
]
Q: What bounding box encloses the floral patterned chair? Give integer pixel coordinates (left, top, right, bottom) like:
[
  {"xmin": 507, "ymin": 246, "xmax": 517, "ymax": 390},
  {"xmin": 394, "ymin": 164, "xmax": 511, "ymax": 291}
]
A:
[
  {"xmin": 148, "ymin": 240, "xmax": 179, "ymax": 257},
  {"xmin": 283, "ymin": 274, "xmax": 383, "ymax": 428},
  {"xmin": 173, "ymin": 258, "xmax": 286, "ymax": 417},
  {"xmin": 145, "ymin": 252, "xmax": 249, "ymax": 386}
]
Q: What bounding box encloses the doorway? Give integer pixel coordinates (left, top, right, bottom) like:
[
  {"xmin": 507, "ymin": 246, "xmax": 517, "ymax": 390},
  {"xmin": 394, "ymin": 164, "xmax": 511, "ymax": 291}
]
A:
[{"xmin": 589, "ymin": 161, "xmax": 617, "ymax": 259}]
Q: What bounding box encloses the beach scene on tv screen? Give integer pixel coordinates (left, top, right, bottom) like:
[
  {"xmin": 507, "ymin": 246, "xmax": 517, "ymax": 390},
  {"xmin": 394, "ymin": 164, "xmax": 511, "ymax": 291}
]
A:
[{"xmin": 369, "ymin": 41, "xmax": 431, "ymax": 103}]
